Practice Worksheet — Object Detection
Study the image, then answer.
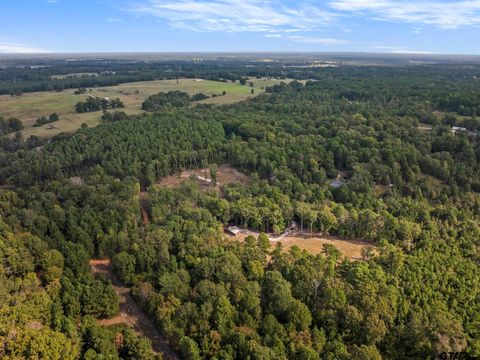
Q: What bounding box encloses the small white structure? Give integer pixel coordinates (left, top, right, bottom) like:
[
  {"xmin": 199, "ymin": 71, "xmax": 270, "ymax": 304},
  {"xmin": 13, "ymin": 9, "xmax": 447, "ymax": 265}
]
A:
[
  {"xmin": 330, "ymin": 179, "xmax": 344, "ymax": 188},
  {"xmin": 226, "ymin": 226, "xmax": 242, "ymax": 236},
  {"xmin": 451, "ymin": 126, "xmax": 467, "ymax": 134}
]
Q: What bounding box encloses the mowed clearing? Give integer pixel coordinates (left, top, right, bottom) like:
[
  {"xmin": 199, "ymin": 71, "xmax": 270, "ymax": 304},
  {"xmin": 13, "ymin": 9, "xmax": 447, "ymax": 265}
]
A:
[
  {"xmin": 278, "ymin": 234, "xmax": 375, "ymax": 260},
  {"xmin": 155, "ymin": 164, "xmax": 250, "ymax": 190},
  {"xmin": 0, "ymin": 77, "xmax": 290, "ymax": 138},
  {"xmin": 228, "ymin": 231, "xmax": 375, "ymax": 260}
]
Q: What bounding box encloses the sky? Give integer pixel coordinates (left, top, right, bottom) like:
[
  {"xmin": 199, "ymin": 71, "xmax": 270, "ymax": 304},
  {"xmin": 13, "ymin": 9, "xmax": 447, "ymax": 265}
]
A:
[{"xmin": 1, "ymin": 0, "xmax": 480, "ymax": 54}]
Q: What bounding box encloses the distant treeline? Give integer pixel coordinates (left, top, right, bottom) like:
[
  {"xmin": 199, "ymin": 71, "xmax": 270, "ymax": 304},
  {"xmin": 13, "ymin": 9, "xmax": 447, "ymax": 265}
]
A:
[
  {"xmin": 0, "ymin": 60, "xmax": 279, "ymax": 95},
  {"xmin": 2, "ymin": 60, "xmax": 480, "ymax": 122}
]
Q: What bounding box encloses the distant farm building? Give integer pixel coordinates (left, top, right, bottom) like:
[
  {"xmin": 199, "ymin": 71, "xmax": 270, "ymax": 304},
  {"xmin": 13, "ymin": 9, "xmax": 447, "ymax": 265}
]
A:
[
  {"xmin": 451, "ymin": 126, "xmax": 477, "ymax": 137},
  {"xmin": 451, "ymin": 126, "xmax": 467, "ymax": 134},
  {"xmin": 330, "ymin": 179, "xmax": 345, "ymax": 188},
  {"xmin": 226, "ymin": 226, "xmax": 243, "ymax": 236}
]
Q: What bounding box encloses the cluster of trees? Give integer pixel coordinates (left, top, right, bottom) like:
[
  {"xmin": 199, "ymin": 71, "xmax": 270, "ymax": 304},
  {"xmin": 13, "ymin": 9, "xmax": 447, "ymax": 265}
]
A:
[
  {"xmin": 0, "ymin": 116, "xmax": 23, "ymax": 135},
  {"xmin": 75, "ymin": 97, "xmax": 124, "ymax": 113},
  {"xmin": 0, "ymin": 62, "xmax": 479, "ymax": 359},
  {"xmin": 0, "ymin": 210, "xmax": 157, "ymax": 359},
  {"xmin": 102, "ymin": 110, "xmax": 129, "ymax": 122},
  {"xmin": 34, "ymin": 112, "xmax": 60, "ymax": 127},
  {"xmin": 142, "ymin": 91, "xmax": 192, "ymax": 111},
  {"xmin": 74, "ymin": 88, "xmax": 88, "ymax": 95},
  {"xmin": 142, "ymin": 90, "xmax": 213, "ymax": 112},
  {"xmin": 191, "ymin": 92, "xmax": 210, "ymax": 101}
]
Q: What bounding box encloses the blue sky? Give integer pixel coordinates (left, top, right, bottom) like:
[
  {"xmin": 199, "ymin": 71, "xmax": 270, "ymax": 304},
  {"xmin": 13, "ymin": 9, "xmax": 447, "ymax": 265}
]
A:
[{"xmin": 1, "ymin": 0, "xmax": 480, "ymax": 54}]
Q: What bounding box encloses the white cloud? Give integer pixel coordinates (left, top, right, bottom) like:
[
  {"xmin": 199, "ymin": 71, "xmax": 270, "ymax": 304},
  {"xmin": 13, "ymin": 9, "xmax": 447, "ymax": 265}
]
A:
[
  {"xmin": 388, "ymin": 49, "xmax": 436, "ymax": 54},
  {"xmin": 106, "ymin": 17, "xmax": 123, "ymax": 23},
  {"xmin": 129, "ymin": 0, "xmax": 336, "ymax": 32},
  {"xmin": 47, "ymin": 0, "xmax": 58, "ymax": 3},
  {"xmin": 289, "ymin": 35, "xmax": 348, "ymax": 45},
  {"xmin": 369, "ymin": 45, "xmax": 435, "ymax": 54},
  {"xmin": 329, "ymin": 0, "xmax": 480, "ymax": 29},
  {"xmin": 0, "ymin": 42, "xmax": 48, "ymax": 53}
]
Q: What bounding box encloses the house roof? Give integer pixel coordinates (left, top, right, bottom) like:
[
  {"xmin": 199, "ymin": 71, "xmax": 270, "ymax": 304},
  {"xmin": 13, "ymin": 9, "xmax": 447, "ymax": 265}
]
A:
[{"xmin": 226, "ymin": 226, "xmax": 242, "ymax": 235}]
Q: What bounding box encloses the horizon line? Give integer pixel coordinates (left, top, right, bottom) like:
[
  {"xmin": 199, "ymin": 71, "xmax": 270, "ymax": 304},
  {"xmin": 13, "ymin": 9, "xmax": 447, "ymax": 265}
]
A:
[{"xmin": 1, "ymin": 51, "xmax": 480, "ymax": 57}]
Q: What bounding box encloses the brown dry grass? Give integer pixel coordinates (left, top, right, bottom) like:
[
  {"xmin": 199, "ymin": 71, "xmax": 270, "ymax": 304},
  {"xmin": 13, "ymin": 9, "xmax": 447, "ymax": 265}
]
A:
[
  {"xmin": 155, "ymin": 164, "xmax": 249, "ymax": 189},
  {"xmin": 278, "ymin": 234, "xmax": 375, "ymax": 260},
  {"xmin": 228, "ymin": 231, "xmax": 375, "ymax": 260}
]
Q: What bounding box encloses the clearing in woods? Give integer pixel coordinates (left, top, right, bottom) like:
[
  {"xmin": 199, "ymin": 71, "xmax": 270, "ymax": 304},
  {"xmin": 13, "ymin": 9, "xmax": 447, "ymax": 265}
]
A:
[
  {"xmin": 155, "ymin": 164, "xmax": 250, "ymax": 190},
  {"xmin": 277, "ymin": 234, "xmax": 375, "ymax": 260},
  {"xmin": 228, "ymin": 230, "xmax": 375, "ymax": 260},
  {"xmin": 154, "ymin": 165, "xmax": 372, "ymax": 260},
  {"xmin": 89, "ymin": 259, "xmax": 178, "ymax": 360},
  {"xmin": 0, "ymin": 77, "xmax": 292, "ymax": 138}
]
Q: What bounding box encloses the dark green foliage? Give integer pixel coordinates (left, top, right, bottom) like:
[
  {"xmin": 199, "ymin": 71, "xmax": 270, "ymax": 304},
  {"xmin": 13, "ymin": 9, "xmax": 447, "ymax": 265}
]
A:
[
  {"xmin": 142, "ymin": 91, "xmax": 191, "ymax": 111},
  {"xmin": 191, "ymin": 93, "xmax": 210, "ymax": 102},
  {"xmin": 74, "ymin": 87, "xmax": 88, "ymax": 95},
  {"xmin": 102, "ymin": 110, "xmax": 129, "ymax": 122},
  {"xmin": 33, "ymin": 112, "xmax": 60, "ymax": 127},
  {"xmin": 1, "ymin": 61, "xmax": 480, "ymax": 359},
  {"xmin": 0, "ymin": 116, "xmax": 23, "ymax": 135},
  {"xmin": 75, "ymin": 96, "xmax": 124, "ymax": 113}
]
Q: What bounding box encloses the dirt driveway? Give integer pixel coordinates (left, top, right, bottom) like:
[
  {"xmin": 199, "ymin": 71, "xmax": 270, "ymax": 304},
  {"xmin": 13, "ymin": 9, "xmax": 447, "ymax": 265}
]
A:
[{"xmin": 90, "ymin": 259, "xmax": 178, "ymax": 359}]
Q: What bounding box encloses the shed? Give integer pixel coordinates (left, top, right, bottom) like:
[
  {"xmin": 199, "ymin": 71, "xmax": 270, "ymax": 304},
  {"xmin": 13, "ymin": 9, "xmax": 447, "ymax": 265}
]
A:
[
  {"xmin": 330, "ymin": 179, "xmax": 344, "ymax": 188},
  {"xmin": 451, "ymin": 126, "xmax": 467, "ymax": 134},
  {"xmin": 226, "ymin": 226, "xmax": 242, "ymax": 236}
]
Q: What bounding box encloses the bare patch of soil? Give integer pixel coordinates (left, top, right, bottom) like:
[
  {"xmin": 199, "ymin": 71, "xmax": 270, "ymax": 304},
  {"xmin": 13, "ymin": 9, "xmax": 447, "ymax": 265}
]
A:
[{"xmin": 156, "ymin": 164, "xmax": 249, "ymax": 190}]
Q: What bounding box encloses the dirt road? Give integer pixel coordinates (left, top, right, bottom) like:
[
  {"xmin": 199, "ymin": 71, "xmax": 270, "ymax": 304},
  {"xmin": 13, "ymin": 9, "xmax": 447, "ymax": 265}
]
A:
[{"xmin": 90, "ymin": 259, "xmax": 178, "ymax": 360}]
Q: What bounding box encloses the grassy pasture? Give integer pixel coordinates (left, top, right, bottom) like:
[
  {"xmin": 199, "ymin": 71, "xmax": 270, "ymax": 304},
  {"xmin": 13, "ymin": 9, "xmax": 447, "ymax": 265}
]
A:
[{"xmin": 0, "ymin": 77, "xmax": 290, "ymax": 138}]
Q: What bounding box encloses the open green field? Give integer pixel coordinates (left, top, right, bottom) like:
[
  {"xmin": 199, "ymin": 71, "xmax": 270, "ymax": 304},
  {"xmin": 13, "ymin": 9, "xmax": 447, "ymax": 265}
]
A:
[{"xmin": 0, "ymin": 77, "xmax": 290, "ymax": 138}]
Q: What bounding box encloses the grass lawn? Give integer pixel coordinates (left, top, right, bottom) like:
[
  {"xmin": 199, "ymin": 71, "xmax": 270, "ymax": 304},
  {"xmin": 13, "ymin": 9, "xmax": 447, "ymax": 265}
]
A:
[{"xmin": 0, "ymin": 77, "xmax": 291, "ymax": 138}]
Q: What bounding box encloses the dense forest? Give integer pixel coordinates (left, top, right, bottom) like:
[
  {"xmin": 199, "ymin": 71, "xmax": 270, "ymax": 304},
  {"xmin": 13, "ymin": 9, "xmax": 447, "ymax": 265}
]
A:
[{"xmin": 0, "ymin": 61, "xmax": 479, "ymax": 359}]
